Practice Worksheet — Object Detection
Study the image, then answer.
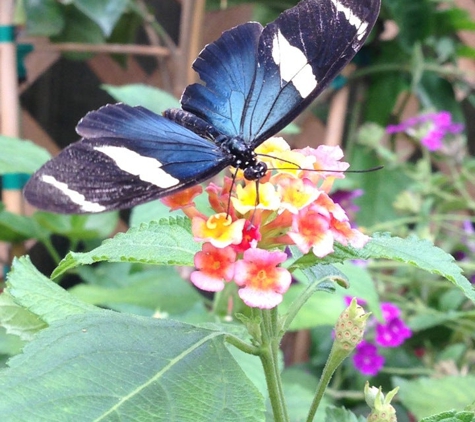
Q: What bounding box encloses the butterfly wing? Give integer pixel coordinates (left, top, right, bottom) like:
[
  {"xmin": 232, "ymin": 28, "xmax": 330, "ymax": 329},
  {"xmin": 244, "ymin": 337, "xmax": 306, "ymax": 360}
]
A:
[
  {"xmin": 24, "ymin": 104, "xmax": 230, "ymax": 213},
  {"xmin": 181, "ymin": 0, "xmax": 380, "ymax": 146}
]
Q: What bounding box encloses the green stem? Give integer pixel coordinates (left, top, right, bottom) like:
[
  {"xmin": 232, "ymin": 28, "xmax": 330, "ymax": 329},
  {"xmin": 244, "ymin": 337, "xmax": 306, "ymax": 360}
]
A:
[
  {"xmin": 260, "ymin": 309, "xmax": 289, "ymax": 422},
  {"xmin": 306, "ymin": 344, "xmax": 349, "ymax": 422},
  {"xmin": 224, "ymin": 334, "xmax": 260, "ymax": 355},
  {"xmin": 41, "ymin": 237, "xmax": 61, "ymax": 265}
]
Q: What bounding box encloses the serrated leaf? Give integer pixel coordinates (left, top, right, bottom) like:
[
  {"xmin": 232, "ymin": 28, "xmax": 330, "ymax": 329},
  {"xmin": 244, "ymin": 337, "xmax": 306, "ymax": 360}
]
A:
[
  {"xmin": 363, "ymin": 234, "xmax": 475, "ymax": 302},
  {"xmin": 395, "ymin": 375, "xmax": 475, "ymax": 419},
  {"xmin": 73, "ymin": 0, "xmax": 129, "ymax": 37},
  {"xmin": 421, "ymin": 410, "xmax": 475, "ymax": 422},
  {"xmin": 52, "ymin": 217, "xmax": 200, "ymax": 278},
  {"xmin": 0, "ymin": 313, "xmax": 265, "ymax": 421},
  {"xmin": 6, "ymin": 256, "xmax": 99, "ymax": 324},
  {"xmin": 102, "ymin": 84, "xmax": 180, "ymax": 114},
  {"xmin": 291, "ymin": 234, "xmax": 475, "ymax": 303},
  {"xmin": 0, "ymin": 135, "xmax": 51, "ymax": 174}
]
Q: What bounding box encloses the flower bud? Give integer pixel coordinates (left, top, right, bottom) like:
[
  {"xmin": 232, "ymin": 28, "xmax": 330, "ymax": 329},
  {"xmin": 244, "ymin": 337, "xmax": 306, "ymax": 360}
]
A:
[
  {"xmin": 364, "ymin": 382, "xmax": 399, "ymax": 422},
  {"xmin": 335, "ymin": 297, "xmax": 370, "ymax": 351}
]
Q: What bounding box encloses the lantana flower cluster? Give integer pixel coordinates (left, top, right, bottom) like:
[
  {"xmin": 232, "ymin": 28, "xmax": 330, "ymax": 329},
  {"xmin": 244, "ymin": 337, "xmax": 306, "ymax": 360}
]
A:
[
  {"xmin": 350, "ymin": 298, "xmax": 412, "ymax": 376},
  {"xmin": 162, "ymin": 138, "xmax": 369, "ymax": 309},
  {"xmin": 386, "ymin": 110, "xmax": 464, "ymax": 152}
]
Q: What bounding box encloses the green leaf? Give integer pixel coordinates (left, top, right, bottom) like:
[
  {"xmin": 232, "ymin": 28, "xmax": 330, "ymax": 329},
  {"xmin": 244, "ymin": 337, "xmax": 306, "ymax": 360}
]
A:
[
  {"xmin": 51, "ymin": 5, "xmax": 105, "ymax": 59},
  {"xmin": 0, "ymin": 327, "xmax": 24, "ymax": 357},
  {"xmin": 290, "ymin": 234, "xmax": 474, "ymax": 303},
  {"xmin": 6, "ymin": 256, "xmax": 99, "ymax": 325},
  {"xmin": 280, "ymin": 368, "xmax": 329, "ymax": 422},
  {"xmin": 71, "ymin": 265, "xmax": 202, "ymax": 315},
  {"xmin": 0, "ymin": 313, "xmax": 265, "ymax": 421},
  {"xmin": 52, "ymin": 217, "xmax": 200, "ymax": 278},
  {"xmin": 325, "ymin": 406, "xmax": 365, "ymax": 422},
  {"xmin": 395, "ymin": 375, "xmax": 475, "ymax": 419},
  {"xmin": 417, "ymin": 72, "xmax": 464, "ymax": 123},
  {"xmin": 0, "ymin": 204, "xmax": 36, "ymax": 242},
  {"xmin": 387, "ymin": 0, "xmax": 435, "ymax": 50},
  {"xmin": 351, "ymin": 161, "xmax": 411, "ymax": 228},
  {"xmin": 335, "ymin": 262, "xmax": 382, "ymax": 320},
  {"xmin": 0, "ymin": 291, "xmax": 46, "ymax": 341},
  {"xmin": 362, "ymin": 234, "xmax": 475, "ymax": 302},
  {"xmin": 421, "ymin": 410, "xmax": 475, "ymax": 422},
  {"xmin": 24, "ymin": 0, "xmax": 65, "ymax": 36},
  {"xmin": 33, "ymin": 211, "xmax": 119, "ymax": 240},
  {"xmin": 102, "ymin": 84, "xmax": 180, "ymax": 114},
  {"xmin": 280, "ymin": 286, "xmax": 344, "ymax": 330},
  {"xmin": 73, "ymin": 0, "xmax": 129, "ymax": 37},
  {"xmin": 434, "ymin": 8, "xmax": 475, "ymax": 35},
  {"xmin": 0, "ymin": 135, "xmax": 51, "ymax": 174},
  {"xmin": 130, "ymin": 199, "xmax": 182, "ymax": 227}
]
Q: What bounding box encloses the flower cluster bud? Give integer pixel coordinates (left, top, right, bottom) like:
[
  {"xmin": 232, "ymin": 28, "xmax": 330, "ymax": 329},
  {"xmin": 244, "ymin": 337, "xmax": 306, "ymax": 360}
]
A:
[
  {"xmin": 364, "ymin": 382, "xmax": 399, "ymax": 422},
  {"xmin": 335, "ymin": 297, "xmax": 370, "ymax": 351}
]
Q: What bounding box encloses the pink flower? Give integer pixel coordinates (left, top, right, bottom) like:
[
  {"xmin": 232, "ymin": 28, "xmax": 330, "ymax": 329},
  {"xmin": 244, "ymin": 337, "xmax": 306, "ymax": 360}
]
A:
[
  {"xmin": 288, "ymin": 203, "xmax": 334, "ymax": 258},
  {"xmin": 234, "ymin": 248, "xmax": 291, "ymax": 309},
  {"xmin": 190, "ymin": 243, "xmax": 237, "ymax": 292}
]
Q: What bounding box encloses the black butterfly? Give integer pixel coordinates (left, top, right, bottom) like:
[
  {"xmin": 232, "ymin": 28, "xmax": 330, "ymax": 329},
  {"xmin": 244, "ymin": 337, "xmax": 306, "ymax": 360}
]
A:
[{"xmin": 24, "ymin": 0, "xmax": 381, "ymax": 214}]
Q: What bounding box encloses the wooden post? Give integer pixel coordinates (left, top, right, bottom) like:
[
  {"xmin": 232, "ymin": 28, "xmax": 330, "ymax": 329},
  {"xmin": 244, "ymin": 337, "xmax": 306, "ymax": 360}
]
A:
[
  {"xmin": 174, "ymin": 0, "xmax": 206, "ymax": 96},
  {"xmin": 0, "ymin": 0, "xmax": 23, "ymax": 215}
]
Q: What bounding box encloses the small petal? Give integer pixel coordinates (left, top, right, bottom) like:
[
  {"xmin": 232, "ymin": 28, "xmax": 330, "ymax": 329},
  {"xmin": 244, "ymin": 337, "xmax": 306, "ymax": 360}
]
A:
[
  {"xmin": 190, "ymin": 243, "xmax": 237, "ymax": 292},
  {"xmin": 234, "ymin": 248, "xmax": 291, "ymax": 309},
  {"xmin": 231, "ymin": 182, "xmax": 280, "ymax": 215},
  {"xmin": 192, "ymin": 213, "xmax": 245, "ymax": 248},
  {"xmin": 352, "ymin": 341, "xmax": 385, "ymax": 376},
  {"xmin": 160, "ymin": 185, "xmax": 203, "ymax": 210},
  {"xmin": 288, "ymin": 203, "xmax": 334, "ymax": 257}
]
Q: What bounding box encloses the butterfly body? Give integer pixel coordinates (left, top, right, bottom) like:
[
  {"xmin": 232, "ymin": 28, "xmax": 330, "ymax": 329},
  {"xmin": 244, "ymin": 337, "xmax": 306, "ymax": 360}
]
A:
[{"xmin": 24, "ymin": 0, "xmax": 381, "ymax": 214}]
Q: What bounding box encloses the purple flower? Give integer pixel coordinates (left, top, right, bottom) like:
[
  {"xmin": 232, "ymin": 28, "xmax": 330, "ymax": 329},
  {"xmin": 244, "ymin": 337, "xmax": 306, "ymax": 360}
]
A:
[
  {"xmin": 353, "ymin": 340, "xmax": 385, "ymax": 376},
  {"xmin": 386, "ymin": 111, "xmax": 464, "ymax": 152},
  {"xmin": 375, "ymin": 318, "xmax": 412, "ymax": 347},
  {"xmin": 375, "ymin": 302, "xmax": 412, "ymax": 347},
  {"xmin": 381, "ymin": 302, "xmax": 401, "ymax": 320}
]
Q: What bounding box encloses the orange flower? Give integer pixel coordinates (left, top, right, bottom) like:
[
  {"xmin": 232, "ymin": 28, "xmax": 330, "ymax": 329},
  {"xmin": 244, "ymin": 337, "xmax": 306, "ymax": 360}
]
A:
[{"xmin": 160, "ymin": 185, "xmax": 203, "ymax": 210}]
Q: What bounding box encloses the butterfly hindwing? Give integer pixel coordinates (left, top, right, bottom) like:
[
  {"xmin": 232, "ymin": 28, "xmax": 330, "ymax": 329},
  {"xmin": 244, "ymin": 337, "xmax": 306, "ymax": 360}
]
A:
[
  {"xmin": 24, "ymin": 104, "xmax": 231, "ymax": 213},
  {"xmin": 182, "ymin": 0, "xmax": 380, "ymax": 145}
]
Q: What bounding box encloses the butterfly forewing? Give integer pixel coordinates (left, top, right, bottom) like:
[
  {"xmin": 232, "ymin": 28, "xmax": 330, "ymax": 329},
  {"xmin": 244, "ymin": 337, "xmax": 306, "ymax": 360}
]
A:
[
  {"xmin": 182, "ymin": 0, "xmax": 380, "ymax": 145},
  {"xmin": 24, "ymin": 104, "xmax": 230, "ymax": 213}
]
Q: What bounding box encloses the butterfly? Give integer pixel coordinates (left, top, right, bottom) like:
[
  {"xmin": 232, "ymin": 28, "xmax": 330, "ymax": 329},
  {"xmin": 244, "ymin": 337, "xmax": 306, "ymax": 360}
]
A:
[{"xmin": 24, "ymin": 0, "xmax": 381, "ymax": 214}]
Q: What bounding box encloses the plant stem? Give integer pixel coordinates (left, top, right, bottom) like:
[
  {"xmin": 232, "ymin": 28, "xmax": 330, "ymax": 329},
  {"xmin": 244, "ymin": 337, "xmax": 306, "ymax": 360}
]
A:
[
  {"xmin": 306, "ymin": 344, "xmax": 348, "ymax": 422},
  {"xmin": 259, "ymin": 308, "xmax": 289, "ymax": 422}
]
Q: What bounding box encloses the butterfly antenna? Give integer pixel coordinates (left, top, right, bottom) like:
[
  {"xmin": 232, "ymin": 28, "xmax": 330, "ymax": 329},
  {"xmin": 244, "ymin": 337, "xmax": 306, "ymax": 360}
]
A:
[{"xmin": 256, "ymin": 153, "xmax": 383, "ymax": 173}]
